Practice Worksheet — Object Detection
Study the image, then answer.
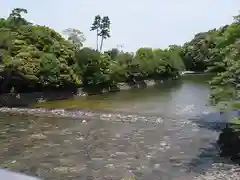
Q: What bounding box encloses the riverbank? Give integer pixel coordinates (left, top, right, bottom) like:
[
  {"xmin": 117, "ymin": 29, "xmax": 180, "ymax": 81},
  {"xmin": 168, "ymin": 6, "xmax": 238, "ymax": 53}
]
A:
[
  {"xmin": 0, "ymin": 72, "xmax": 208, "ymax": 108},
  {"xmin": 0, "ymin": 76, "xmax": 181, "ymax": 108},
  {"xmin": 0, "ymin": 74, "xmax": 212, "ymax": 113}
]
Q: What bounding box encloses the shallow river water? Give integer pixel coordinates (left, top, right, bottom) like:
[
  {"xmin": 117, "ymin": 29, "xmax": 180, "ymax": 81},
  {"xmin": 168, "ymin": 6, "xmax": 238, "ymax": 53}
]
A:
[{"xmin": 0, "ymin": 74, "xmax": 239, "ymax": 180}]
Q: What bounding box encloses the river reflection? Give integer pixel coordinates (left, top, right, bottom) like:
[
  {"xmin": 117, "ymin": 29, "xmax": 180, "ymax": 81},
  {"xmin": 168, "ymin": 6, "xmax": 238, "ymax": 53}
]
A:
[{"xmin": 35, "ymin": 74, "xmax": 215, "ymax": 118}]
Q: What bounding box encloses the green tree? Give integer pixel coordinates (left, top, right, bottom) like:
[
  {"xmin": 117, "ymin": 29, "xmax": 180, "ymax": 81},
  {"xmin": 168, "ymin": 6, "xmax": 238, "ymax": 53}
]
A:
[
  {"xmin": 75, "ymin": 47, "xmax": 113, "ymax": 90},
  {"xmin": 0, "ymin": 8, "xmax": 80, "ymax": 93},
  {"xmin": 209, "ymin": 13, "xmax": 240, "ymax": 161},
  {"xmin": 104, "ymin": 48, "xmax": 119, "ymax": 60},
  {"xmin": 135, "ymin": 47, "xmax": 154, "ymax": 60},
  {"xmin": 8, "ymin": 8, "xmax": 29, "ymax": 26},
  {"xmin": 233, "ymin": 12, "xmax": 240, "ymax": 22},
  {"xmin": 99, "ymin": 16, "xmax": 111, "ymax": 52},
  {"xmin": 90, "ymin": 15, "xmax": 101, "ymax": 51},
  {"xmin": 181, "ymin": 31, "xmax": 214, "ymax": 71},
  {"xmin": 168, "ymin": 45, "xmax": 185, "ymax": 71},
  {"xmin": 209, "ymin": 22, "xmax": 240, "ymax": 108}
]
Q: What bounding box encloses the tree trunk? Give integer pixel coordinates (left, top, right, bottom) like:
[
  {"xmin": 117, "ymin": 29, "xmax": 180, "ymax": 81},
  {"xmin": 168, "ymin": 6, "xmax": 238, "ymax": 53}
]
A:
[
  {"xmin": 96, "ymin": 29, "xmax": 99, "ymax": 51},
  {"xmin": 100, "ymin": 36, "xmax": 104, "ymax": 52}
]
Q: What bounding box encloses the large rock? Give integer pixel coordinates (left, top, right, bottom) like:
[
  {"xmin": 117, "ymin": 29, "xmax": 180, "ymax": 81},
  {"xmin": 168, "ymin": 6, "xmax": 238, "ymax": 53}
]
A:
[{"xmin": 218, "ymin": 124, "xmax": 240, "ymax": 162}]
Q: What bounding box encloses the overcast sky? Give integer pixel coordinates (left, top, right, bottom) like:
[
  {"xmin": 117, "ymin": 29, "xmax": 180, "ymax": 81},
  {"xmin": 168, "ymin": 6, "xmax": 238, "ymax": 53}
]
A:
[{"xmin": 1, "ymin": 0, "xmax": 239, "ymax": 52}]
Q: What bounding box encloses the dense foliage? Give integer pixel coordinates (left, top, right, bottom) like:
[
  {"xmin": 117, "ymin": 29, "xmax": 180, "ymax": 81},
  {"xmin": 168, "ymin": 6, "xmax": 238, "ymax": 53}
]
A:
[
  {"xmin": 209, "ymin": 21, "xmax": 240, "ymax": 109},
  {"xmin": 0, "ymin": 8, "xmax": 80, "ymax": 93},
  {"xmin": 181, "ymin": 13, "xmax": 240, "ymax": 110},
  {"xmin": 0, "ymin": 8, "xmax": 185, "ymax": 94},
  {"xmin": 1, "ymin": 8, "xmax": 239, "ymax": 104}
]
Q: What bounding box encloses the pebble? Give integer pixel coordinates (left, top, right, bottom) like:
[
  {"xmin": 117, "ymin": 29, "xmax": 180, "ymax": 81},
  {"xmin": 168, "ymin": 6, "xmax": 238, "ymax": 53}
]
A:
[
  {"xmin": 156, "ymin": 118, "xmax": 163, "ymax": 123},
  {"xmin": 194, "ymin": 164, "xmax": 240, "ymax": 180},
  {"xmin": 160, "ymin": 141, "xmax": 167, "ymax": 146},
  {"xmin": 76, "ymin": 136, "xmax": 84, "ymax": 140}
]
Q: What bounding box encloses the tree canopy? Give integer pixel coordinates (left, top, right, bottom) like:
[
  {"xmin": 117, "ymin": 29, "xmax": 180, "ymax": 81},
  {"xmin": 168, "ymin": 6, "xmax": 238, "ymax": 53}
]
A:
[
  {"xmin": 0, "ymin": 8, "xmax": 80, "ymax": 93},
  {"xmin": 179, "ymin": 12, "xmax": 240, "ymax": 110},
  {"xmin": 0, "ymin": 8, "xmax": 185, "ymax": 94}
]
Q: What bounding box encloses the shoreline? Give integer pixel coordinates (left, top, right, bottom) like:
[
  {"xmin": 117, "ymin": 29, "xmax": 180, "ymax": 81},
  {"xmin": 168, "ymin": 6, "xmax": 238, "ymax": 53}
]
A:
[
  {"xmin": 0, "ymin": 77, "xmax": 180, "ymax": 108},
  {"xmin": 0, "ymin": 72, "xmax": 208, "ymax": 108}
]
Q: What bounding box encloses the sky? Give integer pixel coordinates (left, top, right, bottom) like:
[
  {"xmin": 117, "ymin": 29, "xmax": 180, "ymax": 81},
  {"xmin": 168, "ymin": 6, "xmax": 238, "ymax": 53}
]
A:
[{"xmin": 1, "ymin": 0, "xmax": 239, "ymax": 52}]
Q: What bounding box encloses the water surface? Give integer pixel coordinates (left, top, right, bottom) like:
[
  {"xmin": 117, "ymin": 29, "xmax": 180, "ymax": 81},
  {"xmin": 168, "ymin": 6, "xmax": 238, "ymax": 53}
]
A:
[
  {"xmin": 0, "ymin": 74, "xmax": 239, "ymax": 180},
  {"xmin": 35, "ymin": 74, "xmax": 215, "ymax": 117}
]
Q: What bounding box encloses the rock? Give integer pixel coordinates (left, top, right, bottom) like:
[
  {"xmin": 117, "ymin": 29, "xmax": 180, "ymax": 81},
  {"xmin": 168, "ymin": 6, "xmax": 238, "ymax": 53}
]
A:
[
  {"xmin": 156, "ymin": 118, "xmax": 163, "ymax": 123},
  {"xmin": 160, "ymin": 141, "xmax": 167, "ymax": 146},
  {"xmin": 121, "ymin": 171, "xmax": 136, "ymax": 180},
  {"xmin": 37, "ymin": 97, "xmax": 47, "ymax": 103},
  {"xmin": 81, "ymin": 120, "xmax": 87, "ymax": 124},
  {"xmin": 218, "ymin": 125, "xmax": 240, "ymax": 162},
  {"xmin": 30, "ymin": 133, "xmax": 47, "ymax": 140}
]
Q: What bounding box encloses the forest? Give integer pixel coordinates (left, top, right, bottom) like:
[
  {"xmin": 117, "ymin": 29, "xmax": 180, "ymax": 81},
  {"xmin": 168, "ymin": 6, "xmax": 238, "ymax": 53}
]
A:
[
  {"xmin": 0, "ymin": 8, "xmax": 184, "ymax": 94},
  {"xmin": 0, "ymin": 8, "xmax": 239, "ymax": 109}
]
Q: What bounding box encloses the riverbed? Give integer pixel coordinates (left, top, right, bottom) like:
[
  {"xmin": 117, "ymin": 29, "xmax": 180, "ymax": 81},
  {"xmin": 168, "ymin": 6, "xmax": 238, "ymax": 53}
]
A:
[{"xmin": 0, "ymin": 74, "xmax": 239, "ymax": 180}]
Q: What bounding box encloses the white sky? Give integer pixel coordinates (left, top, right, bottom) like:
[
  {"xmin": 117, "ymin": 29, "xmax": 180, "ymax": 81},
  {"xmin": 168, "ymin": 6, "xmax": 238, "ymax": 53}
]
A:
[{"xmin": 1, "ymin": 0, "xmax": 239, "ymax": 52}]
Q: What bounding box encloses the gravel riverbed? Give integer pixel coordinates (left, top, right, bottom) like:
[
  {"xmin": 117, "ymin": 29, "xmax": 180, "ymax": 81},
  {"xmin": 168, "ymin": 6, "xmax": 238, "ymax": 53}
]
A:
[{"xmin": 0, "ymin": 108, "xmax": 239, "ymax": 180}]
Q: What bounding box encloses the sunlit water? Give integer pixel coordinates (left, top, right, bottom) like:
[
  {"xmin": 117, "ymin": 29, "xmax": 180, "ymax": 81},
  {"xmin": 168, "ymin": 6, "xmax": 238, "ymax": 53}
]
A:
[
  {"xmin": 0, "ymin": 74, "xmax": 239, "ymax": 180},
  {"xmin": 34, "ymin": 75, "xmax": 215, "ymax": 117}
]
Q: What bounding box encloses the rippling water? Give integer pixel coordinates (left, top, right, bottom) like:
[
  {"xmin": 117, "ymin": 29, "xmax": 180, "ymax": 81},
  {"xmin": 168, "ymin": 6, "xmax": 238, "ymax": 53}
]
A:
[
  {"xmin": 34, "ymin": 75, "xmax": 215, "ymax": 117},
  {"xmin": 0, "ymin": 74, "xmax": 239, "ymax": 180}
]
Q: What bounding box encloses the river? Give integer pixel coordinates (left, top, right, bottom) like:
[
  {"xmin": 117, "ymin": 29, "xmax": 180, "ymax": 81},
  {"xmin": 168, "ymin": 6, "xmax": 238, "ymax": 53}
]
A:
[{"xmin": 0, "ymin": 74, "xmax": 239, "ymax": 180}]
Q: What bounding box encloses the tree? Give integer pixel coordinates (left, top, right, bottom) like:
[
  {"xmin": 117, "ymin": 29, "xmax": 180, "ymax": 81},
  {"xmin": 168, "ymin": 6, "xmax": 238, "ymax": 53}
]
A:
[
  {"xmin": 9, "ymin": 8, "xmax": 27, "ymax": 18},
  {"xmin": 75, "ymin": 47, "xmax": 112, "ymax": 90},
  {"xmin": 104, "ymin": 48, "xmax": 119, "ymax": 60},
  {"xmin": 8, "ymin": 8, "xmax": 29, "ymax": 26},
  {"xmin": 116, "ymin": 51, "xmax": 133, "ymax": 62},
  {"xmin": 63, "ymin": 28, "xmax": 86, "ymax": 50},
  {"xmin": 90, "ymin": 15, "xmax": 101, "ymax": 51},
  {"xmin": 209, "ymin": 22, "xmax": 240, "ymax": 107},
  {"xmin": 99, "ymin": 16, "xmax": 111, "ymax": 52},
  {"xmin": 0, "ymin": 7, "xmax": 201, "ymax": 95},
  {"xmin": 181, "ymin": 31, "xmax": 215, "ymax": 71},
  {"xmin": 0, "ymin": 8, "xmax": 81, "ymax": 93},
  {"xmin": 135, "ymin": 47, "xmax": 154, "ymax": 60},
  {"xmin": 168, "ymin": 45, "xmax": 185, "ymax": 71},
  {"xmin": 233, "ymin": 12, "xmax": 240, "ymax": 22},
  {"xmin": 208, "ymin": 14, "xmax": 240, "ymax": 161}
]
